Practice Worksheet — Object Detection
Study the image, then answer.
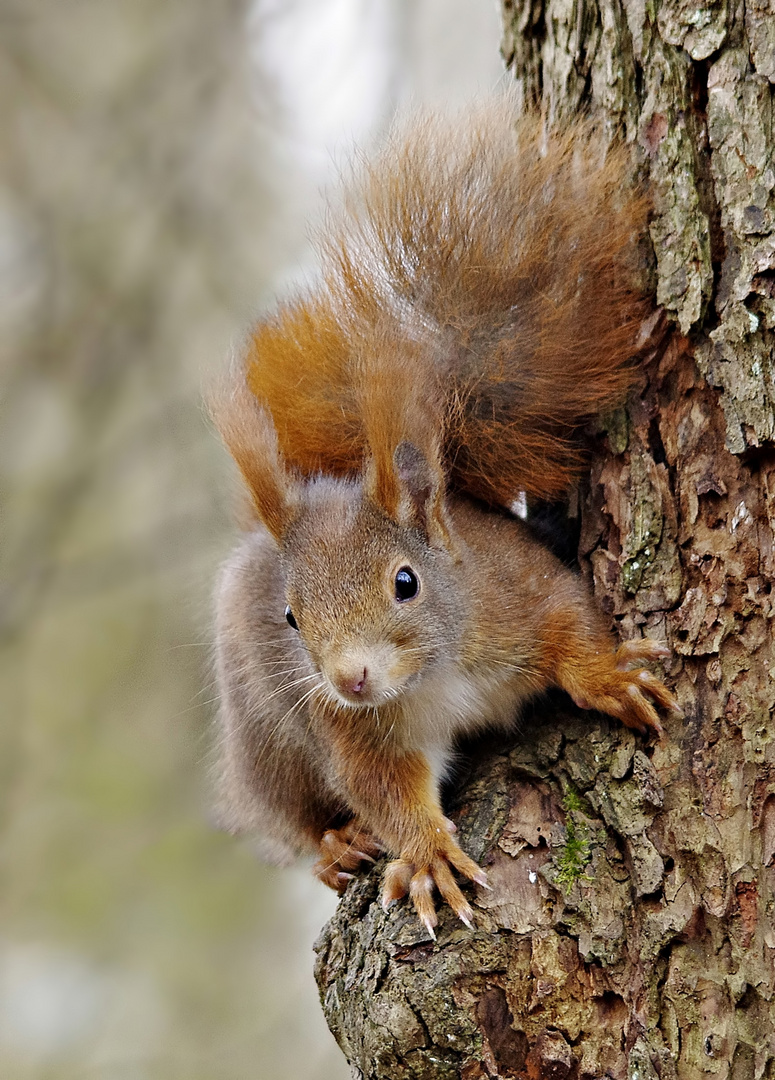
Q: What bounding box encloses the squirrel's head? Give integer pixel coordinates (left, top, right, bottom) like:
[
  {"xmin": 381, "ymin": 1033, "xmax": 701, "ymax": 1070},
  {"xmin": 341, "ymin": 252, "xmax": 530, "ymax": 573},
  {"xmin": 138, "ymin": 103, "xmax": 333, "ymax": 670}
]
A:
[
  {"xmin": 212, "ymin": 382, "xmax": 463, "ymax": 709},
  {"xmin": 280, "ymin": 472, "xmax": 462, "ymax": 709}
]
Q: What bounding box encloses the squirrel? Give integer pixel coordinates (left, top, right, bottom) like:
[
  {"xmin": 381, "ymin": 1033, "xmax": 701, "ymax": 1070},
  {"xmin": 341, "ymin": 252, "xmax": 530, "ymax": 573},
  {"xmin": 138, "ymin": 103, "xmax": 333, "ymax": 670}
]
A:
[{"xmin": 210, "ymin": 101, "xmax": 679, "ymax": 937}]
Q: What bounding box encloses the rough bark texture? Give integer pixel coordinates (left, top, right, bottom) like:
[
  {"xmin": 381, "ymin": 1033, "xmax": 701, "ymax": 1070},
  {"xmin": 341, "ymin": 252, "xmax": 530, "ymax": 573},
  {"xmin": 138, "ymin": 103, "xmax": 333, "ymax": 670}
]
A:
[{"xmin": 315, "ymin": 4, "xmax": 775, "ymax": 1077}]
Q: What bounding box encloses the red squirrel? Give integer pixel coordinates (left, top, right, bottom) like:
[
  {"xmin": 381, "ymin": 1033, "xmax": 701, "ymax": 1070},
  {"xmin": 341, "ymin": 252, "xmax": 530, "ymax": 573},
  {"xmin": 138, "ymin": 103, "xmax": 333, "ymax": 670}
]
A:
[{"xmin": 211, "ymin": 102, "xmax": 679, "ymax": 937}]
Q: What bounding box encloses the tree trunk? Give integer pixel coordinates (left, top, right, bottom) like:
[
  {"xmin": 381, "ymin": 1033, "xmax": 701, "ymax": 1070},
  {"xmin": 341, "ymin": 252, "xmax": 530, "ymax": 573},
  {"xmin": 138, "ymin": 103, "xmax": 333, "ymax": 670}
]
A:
[{"xmin": 314, "ymin": 5, "xmax": 775, "ymax": 1077}]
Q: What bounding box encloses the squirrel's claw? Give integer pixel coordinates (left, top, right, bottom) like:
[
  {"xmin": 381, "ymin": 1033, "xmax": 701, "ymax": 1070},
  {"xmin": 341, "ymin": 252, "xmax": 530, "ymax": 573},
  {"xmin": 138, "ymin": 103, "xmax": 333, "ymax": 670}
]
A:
[
  {"xmin": 410, "ymin": 871, "xmax": 439, "ymax": 939},
  {"xmin": 314, "ymin": 821, "xmax": 383, "ymax": 892},
  {"xmin": 614, "ymin": 639, "xmax": 682, "ymax": 724},
  {"xmin": 637, "ymin": 669, "xmax": 683, "ymax": 715},
  {"xmin": 382, "ymin": 842, "xmax": 484, "ymax": 934},
  {"xmin": 614, "ymin": 639, "xmax": 671, "ymax": 668},
  {"xmin": 561, "ymin": 638, "xmax": 678, "ymax": 740}
]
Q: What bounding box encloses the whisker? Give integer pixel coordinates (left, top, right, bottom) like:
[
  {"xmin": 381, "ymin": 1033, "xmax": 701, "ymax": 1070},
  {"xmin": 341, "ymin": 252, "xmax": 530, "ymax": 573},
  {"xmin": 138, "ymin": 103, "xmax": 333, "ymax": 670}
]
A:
[{"xmin": 249, "ymin": 681, "xmax": 326, "ymax": 771}]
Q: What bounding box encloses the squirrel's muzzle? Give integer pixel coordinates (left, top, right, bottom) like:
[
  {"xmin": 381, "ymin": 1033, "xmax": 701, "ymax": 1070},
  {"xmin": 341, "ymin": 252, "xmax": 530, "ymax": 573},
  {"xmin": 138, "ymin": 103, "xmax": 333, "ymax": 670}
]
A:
[{"xmin": 322, "ymin": 642, "xmax": 413, "ymax": 707}]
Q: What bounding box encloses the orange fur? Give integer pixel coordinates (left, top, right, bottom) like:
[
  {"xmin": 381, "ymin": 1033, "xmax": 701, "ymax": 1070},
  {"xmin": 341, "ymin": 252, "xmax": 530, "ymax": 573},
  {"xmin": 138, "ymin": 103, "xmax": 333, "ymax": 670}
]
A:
[
  {"xmin": 235, "ymin": 104, "xmax": 650, "ymax": 508},
  {"xmin": 210, "ymin": 375, "xmax": 294, "ymax": 540}
]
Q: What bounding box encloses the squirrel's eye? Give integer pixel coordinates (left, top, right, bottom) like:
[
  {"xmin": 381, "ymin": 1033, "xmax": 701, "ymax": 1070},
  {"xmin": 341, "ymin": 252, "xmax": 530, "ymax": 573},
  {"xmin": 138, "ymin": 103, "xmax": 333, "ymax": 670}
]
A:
[
  {"xmin": 285, "ymin": 605, "xmax": 299, "ymax": 631},
  {"xmin": 394, "ymin": 567, "xmax": 419, "ymax": 602}
]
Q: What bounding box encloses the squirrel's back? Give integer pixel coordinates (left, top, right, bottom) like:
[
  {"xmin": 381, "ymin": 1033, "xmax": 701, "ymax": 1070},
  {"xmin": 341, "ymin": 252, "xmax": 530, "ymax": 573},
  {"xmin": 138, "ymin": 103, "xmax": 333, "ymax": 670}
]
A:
[{"xmin": 242, "ymin": 101, "xmax": 651, "ymax": 505}]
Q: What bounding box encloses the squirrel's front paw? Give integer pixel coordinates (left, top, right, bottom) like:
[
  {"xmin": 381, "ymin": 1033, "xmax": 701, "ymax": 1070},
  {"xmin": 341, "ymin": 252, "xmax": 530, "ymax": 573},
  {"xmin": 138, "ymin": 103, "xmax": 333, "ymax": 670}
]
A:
[
  {"xmin": 314, "ymin": 821, "xmax": 383, "ymax": 893},
  {"xmin": 381, "ymin": 834, "xmax": 488, "ymax": 938},
  {"xmin": 568, "ymin": 639, "xmax": 681, "ymax": 738}
]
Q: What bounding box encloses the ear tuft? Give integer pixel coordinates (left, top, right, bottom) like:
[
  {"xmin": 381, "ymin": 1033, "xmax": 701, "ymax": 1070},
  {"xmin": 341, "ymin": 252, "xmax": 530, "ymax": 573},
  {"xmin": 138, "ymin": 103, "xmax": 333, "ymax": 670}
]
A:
[
  {"xmin": 394, "ymin": 441, "xmax": 435, "ymax": 505},
  {"xmin": 209, "ymin": 372, "xmax": 296, "ymax": 542},
  {"xmin": 392, "ymin": 440, "xmax": 450, "ymax": 546}
]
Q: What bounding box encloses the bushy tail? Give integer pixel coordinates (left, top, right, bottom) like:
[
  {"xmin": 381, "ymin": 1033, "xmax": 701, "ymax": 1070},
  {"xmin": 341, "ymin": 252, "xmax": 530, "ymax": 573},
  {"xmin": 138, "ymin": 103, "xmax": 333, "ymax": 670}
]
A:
[{"xmin": 241, "ymin": 101, "xmax": 651, "ymax": 505}]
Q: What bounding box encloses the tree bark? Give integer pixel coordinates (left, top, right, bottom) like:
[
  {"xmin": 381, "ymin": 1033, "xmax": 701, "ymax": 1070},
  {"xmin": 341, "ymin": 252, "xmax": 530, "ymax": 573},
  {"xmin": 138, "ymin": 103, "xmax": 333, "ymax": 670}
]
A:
[{"xmin": 314, "ymin": 5, "xmax": 775, "ymax": 1077}]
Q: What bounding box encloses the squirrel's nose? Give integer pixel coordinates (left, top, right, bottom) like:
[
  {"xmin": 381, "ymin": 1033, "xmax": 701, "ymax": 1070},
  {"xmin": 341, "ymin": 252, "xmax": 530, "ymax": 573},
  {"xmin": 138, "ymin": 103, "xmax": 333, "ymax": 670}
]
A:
[{"xmin": 334, "ymin": 667, "xmax": 368, "ymax": 696}]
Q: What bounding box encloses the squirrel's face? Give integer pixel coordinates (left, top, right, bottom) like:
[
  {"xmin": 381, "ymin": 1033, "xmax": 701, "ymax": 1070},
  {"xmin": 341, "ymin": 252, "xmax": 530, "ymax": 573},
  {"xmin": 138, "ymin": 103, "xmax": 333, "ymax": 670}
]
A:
[{"xmin": 280, "ymin": 479, "xmax": 464, "ymax": 710}]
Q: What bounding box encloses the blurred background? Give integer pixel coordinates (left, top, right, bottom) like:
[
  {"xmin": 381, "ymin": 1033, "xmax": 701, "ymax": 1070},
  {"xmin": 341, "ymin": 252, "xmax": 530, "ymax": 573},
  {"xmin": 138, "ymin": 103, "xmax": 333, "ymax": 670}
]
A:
[{"xmin": 0, "ymin": 2, "xmax": 502, "ymax": 1077}]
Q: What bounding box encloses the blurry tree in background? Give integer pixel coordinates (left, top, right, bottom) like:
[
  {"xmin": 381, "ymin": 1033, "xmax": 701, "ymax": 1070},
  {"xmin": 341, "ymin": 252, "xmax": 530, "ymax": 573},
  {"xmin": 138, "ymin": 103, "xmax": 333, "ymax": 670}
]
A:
[{"xmin": 0, "ymin": 1, "xmax": 501, "ymax": 1077}]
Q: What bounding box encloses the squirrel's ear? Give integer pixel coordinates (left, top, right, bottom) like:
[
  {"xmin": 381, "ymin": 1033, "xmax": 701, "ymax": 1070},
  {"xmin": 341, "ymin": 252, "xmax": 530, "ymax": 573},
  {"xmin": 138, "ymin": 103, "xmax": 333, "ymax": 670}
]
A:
[
  {"xmin": 392, "ymin": 440, "xmax": 451, "ymax": 548},
  {"xmin": 209, "ymin": 376, "xmax": 296, "ymax": 542}
]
